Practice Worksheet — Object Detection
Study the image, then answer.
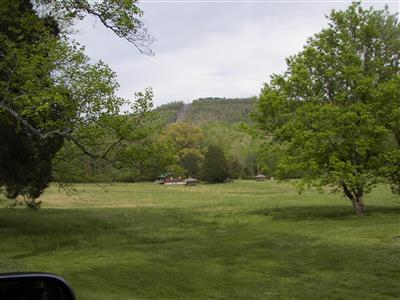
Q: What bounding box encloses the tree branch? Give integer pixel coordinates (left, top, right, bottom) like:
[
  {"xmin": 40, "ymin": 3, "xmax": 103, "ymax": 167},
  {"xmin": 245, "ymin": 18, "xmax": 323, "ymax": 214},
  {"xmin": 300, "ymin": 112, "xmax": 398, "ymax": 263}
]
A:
[
  {"xmin": 0, "ymin": 101, "xmax": 61, "ymax": 140},
  {"xmin": 101, "ymin": 137, "xmax": 123, "ymax": 159},
  {"xmin": 77, "ymin": 4, "xmax": 149, "ymax": 55},
  {"xmin": 340, "ymin": 180, "xmax": 355, "ymax": 202},
  {"xmin": 69, "ymin": 136, "xmax": 104, "ymax": 160}
]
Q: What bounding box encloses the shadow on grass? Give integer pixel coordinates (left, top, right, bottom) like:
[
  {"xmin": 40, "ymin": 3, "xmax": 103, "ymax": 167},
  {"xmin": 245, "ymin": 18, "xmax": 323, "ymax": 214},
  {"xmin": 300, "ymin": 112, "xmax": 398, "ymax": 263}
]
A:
[
  {"xmin": 250, "ymin": 205, "xmax": 400, "ymax": 220},
  {"xmin": 0, "ymin": 206, "xmax": 399, "ymax": 299},
  {"xmin": 0, "ymin": 208, "xmax": 204, "ymax": 260},
  {"xmin": 62, "ymin": 220, "xmax": 400, "ymax": 300}
]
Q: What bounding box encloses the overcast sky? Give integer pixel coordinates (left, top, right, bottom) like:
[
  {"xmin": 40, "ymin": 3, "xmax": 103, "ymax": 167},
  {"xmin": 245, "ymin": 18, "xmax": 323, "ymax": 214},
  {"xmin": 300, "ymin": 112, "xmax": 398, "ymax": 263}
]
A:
[{"xmin": 73, "ymin": 0, "xmax": 399, "ymax": 107}]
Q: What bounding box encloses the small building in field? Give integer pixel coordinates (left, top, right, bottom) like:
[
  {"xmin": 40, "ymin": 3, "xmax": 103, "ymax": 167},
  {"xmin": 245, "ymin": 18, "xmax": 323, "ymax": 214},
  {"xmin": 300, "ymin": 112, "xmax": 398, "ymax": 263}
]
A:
[
  {"xmin": 164, "ymin": 175, "xmax": 186, "ymax": 185},
  {"xmin": 254, "ymin": 174, "xmax": 267, "ymax": 181},
  {"xmin": 185, "ymin": 177, "xmax": 198, "ymax": 186},
  {"xmin": 154, "ymin": 173, "xmax": 173, "ymax": 184},
  {"xmin": 155, "ymin": 174, "xmax": 198, "ymax": 186}
]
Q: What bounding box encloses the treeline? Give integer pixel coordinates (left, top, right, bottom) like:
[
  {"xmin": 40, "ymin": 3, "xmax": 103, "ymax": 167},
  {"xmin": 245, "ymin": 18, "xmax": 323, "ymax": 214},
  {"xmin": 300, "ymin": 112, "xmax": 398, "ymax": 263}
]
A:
[
  {"xmin": 53, "ymin": 98, "xmax": 265, "ymax": 183},
  {"xmin": 155, "ymin": 98, "xmax": 253, "ymax": 124}
]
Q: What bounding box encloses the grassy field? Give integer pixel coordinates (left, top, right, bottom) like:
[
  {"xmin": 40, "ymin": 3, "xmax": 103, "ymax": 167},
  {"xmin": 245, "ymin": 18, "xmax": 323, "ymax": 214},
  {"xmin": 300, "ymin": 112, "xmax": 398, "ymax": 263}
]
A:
[{"xmin": 0, "ymin": 181, "xmax": 399, "ymax": 299}]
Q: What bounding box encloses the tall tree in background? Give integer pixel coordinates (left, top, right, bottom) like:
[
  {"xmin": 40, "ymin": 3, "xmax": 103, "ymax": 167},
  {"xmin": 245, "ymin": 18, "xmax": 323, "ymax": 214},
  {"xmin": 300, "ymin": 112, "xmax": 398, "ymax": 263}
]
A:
[
  {"xmin": 181, "ymin": 149, "xmax": 203, "ymax": 178},
  {"xmin": 201, "ymin": 145, "xmax": 228, "ymax": 183},
  {"xmin": 253, "ymin": 3, "xmax": 399, "ymax": 216},
  {"xmin": 201, "ymin": 122, "xmax": 260, "ymax": 178},
  {"xmin": 160, "ymin": 123, "xmax": 204, "ymax": 152},
  {"xmin": 0, "ymin": 0, "xmax": 154, "ymax": 207},
  {"xmin": 159, "ymin": 122, "xmax": 204, "ymax": 176}
]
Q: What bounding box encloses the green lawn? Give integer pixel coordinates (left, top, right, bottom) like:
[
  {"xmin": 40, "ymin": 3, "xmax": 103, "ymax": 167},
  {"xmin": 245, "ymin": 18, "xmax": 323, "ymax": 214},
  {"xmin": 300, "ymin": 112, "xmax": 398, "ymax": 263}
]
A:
[{"xmin": 0, "ymin": 181, "xmax": 399, "ymax": 299}]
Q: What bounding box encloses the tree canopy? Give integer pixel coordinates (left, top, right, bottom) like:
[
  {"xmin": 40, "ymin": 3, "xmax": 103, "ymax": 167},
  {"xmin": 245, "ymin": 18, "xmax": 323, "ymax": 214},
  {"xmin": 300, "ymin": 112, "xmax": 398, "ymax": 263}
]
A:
[
  {"xmin": 253, "ymin": 3, "xmax": 399, "ymax": 215},
  {"xmin": 0, "ymin": 0, "xmax": 154, "ymax": 207},
  {"xmin": 201, "ymin": 144, "xmax": 229, "ymax": 183}
]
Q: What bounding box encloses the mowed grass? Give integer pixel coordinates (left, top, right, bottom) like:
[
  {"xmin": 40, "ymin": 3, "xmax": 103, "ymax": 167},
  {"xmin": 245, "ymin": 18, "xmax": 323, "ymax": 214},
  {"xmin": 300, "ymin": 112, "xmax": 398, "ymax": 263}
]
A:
[{"xmin": 0, "ymin": 181, "xmax": 399, "ymax": 299}]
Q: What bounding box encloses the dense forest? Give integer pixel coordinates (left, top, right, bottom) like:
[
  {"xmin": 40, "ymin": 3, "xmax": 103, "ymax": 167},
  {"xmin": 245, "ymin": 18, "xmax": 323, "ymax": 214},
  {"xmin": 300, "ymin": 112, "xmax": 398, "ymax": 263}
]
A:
[{"xmin": 53, "ymin": 98, "xmax": 268, "ymax": 183}]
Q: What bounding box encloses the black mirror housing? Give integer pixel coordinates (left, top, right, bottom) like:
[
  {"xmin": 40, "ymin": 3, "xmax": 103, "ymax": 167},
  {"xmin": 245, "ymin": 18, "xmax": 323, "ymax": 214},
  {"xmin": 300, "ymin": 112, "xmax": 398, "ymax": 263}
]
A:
[{"xmin": 0, "ymin": 272, "xmax": 76, "ymax": 300}]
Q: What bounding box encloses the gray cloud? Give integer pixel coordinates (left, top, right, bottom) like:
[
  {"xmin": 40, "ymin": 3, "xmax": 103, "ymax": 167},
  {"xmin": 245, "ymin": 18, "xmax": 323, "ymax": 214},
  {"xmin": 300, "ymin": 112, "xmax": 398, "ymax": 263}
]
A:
[{"xmin": 73, "ymin": 1, "xmax": 399, "ymax": 106}]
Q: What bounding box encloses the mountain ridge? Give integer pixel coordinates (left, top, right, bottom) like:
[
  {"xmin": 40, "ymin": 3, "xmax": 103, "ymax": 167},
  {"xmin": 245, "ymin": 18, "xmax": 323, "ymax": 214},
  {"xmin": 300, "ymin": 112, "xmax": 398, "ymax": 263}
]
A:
[{"xmin": 155, "ymin": 97, "xmax": 253, "ymax": 125}]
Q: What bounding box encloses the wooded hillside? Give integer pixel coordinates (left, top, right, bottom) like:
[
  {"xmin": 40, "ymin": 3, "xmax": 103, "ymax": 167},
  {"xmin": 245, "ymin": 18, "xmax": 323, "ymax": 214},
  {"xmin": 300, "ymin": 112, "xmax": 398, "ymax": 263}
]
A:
[
  {"xmin": 155, "ymin": 98, "xmax": 253, "ymax": 125},
  {"xmin": 53, "ymin": 97, "xmax": 262, "ymax": 183}
]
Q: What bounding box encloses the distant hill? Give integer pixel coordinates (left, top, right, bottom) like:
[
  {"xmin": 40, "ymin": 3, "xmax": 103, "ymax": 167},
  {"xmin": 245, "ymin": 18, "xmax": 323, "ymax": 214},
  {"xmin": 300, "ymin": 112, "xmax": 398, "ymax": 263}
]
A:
[
  {"xmin": 154, "ymin": 101, "xmax": 184, "ymax": 124},
  {"xmin": 155, "ymin": 98, "xmax": 253, "ymax": 125}
]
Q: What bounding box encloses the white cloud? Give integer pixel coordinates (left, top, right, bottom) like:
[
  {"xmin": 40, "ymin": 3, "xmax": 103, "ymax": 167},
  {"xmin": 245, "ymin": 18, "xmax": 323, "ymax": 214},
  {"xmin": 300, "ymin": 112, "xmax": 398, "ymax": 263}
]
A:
[
  {"xmin": 73, "ymin": 1, "xmax": 399, "ymax": 107},
  {"xmin": 113, "ymin": 16, "xmax": 324, "ymax": 105}
]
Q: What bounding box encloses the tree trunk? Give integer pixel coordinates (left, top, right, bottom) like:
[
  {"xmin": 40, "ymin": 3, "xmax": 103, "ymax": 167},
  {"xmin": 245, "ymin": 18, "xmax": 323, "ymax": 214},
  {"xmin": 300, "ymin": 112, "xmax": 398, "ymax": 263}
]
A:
[
  {"xmin": 353, "ymin": 187, "xmax": 365, "ymax": 216},
  {"xmin": 353, "ymin": 196, "xmax": 365, "ymax": 216},
  {"xmin": 341, "ymin": 181, "xmax": 365, "ymax": 216}
]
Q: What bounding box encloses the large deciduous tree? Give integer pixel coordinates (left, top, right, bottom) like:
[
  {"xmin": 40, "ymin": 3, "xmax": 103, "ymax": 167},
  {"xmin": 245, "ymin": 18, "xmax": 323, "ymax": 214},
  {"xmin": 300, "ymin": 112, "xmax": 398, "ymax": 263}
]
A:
[
  {"xmin": 0, "ymin": 0, "xmax": 154, "ymax": 207},
  {"xmin": 253, "ymin": 3, "xmax": 399, "ymax": 216}
]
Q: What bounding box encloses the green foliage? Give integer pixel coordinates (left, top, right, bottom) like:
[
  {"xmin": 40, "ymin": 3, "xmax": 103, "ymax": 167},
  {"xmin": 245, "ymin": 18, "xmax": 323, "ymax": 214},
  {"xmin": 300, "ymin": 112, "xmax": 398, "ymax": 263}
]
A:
[
  {"xmin": 152, "ymin": 98, "xmax": 261, "ymax": 179},
  {"xmin": 373, "ymin": 75, "xmax": 400, "ymax": 194},
  {"xmin": 115, "ymin": 136, "xmax": 179, "ymax": 182},
  {"xmin": 0, "ymin": 0, "xmax": 66, "ymax": 205},
  {"xmin": 201, "ymin": 122, "xmax": 261, "ymax": 178},
  {"xmin": 253, "ymin": 3, "xmax": 400, "ymax": 215},
  {"xmin": 201, "ymin": 145, "xmax": 229, "ymax": 183},
  {"xmin": 185, "ymin": 98, "xmax": 253, "ymax": 124},
  {"xmin": 154, "ymin": 101, "xmax": 184, "ymax": 124},
  {"xmin": 157, "ymin": 122, "xmax": 205, "ymax": 176},
  {"xmin": 160, "ymin": 122, "xmax": 204, "ymax": 152},
  {"xmin": 154, "ymin": 98, "xmax": 253, "ymax": 125},
  {"xmin": 181, "ymin": 149, "xmax": 203, "ymax": 178},
  {"xmin": 53, "ymin": 90, "xmax": 158, "ymax": 183},
  {"xmin": 379, "ymin": 147, "xmax": 400, "ymax": 195},
  {"xmin": 0, "ymin": 0, "xmax": 154, "ymax": 204}
]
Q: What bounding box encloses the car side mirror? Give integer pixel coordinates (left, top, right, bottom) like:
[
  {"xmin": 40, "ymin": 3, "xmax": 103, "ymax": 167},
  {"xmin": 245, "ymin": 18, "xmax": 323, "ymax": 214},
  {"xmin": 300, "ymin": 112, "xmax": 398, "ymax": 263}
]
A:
[{"xmin": 0, "ymin": 273, "xmax": 75, "ymax": 300}]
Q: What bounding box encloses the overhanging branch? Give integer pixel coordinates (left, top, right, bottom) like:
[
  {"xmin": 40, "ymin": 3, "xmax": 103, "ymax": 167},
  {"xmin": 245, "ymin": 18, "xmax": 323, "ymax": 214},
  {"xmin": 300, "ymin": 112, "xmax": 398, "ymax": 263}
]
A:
[{"xmin": 0, "ymin": 101, "xmax": 61, "ymax": 140}]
